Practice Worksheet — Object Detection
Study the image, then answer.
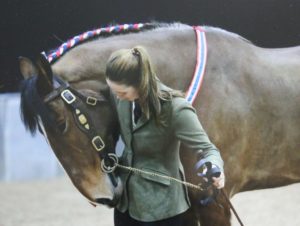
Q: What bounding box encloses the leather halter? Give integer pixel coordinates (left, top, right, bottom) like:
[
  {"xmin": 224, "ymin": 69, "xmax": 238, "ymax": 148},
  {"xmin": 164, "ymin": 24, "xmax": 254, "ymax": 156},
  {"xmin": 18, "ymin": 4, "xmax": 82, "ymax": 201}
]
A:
[{"xmin": 43, "ymin": 76, "xmax": 119, "ymax": 187}]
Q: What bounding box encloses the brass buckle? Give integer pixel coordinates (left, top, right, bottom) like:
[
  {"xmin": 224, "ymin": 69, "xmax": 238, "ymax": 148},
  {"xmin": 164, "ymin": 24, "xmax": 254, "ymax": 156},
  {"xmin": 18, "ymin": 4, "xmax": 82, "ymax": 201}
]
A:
[
  {"xmin": 86, "ymin": 96, "xmax": 97, "ymax": 106},
  {"xmin": 92, "ymin": 136, "xmax": 105, "ymax": 152},
  {"xmin": 61, "ymin": 89, "xmax": 76, "ymax": 104}
]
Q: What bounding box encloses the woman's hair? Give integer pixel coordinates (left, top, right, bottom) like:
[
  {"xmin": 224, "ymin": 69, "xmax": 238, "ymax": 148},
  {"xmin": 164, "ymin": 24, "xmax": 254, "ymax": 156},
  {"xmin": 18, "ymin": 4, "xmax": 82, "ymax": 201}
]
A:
[{"xmin": 106, "ymin": 45, "xmax": 184, "ymax": 124}]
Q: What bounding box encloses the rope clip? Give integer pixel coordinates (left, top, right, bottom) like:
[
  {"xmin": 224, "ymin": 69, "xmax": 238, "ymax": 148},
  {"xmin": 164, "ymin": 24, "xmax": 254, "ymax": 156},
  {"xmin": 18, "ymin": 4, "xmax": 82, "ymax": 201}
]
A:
[{"xmin": 101, "ymin": 153, "xmax": 118, "ymax": 173}]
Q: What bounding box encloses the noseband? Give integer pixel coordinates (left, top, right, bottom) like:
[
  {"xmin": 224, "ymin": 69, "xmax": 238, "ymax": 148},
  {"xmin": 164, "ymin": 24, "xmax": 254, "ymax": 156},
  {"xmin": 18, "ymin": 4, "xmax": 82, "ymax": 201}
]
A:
[{"xmin": 43, "ymin": 76, "xmax": 119, "ymax": 187}]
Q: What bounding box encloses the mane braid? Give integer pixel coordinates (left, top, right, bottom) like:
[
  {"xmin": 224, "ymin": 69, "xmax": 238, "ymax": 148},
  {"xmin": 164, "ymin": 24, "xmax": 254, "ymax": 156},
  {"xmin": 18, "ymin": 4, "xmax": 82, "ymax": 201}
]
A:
[
  {"xmin": 44, "ymin": 23, "xmax": 160, "ymax": 64},
  {"xmin": 20, "ymin": 77, "xmax": 57, "ymax": 135}
]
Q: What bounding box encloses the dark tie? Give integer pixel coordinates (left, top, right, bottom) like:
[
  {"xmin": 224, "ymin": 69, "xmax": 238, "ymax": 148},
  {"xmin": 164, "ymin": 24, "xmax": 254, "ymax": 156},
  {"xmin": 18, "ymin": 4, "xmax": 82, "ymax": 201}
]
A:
[{"xmin": 134, "ymin": 102, "xmax": 142, "ymax": 124}]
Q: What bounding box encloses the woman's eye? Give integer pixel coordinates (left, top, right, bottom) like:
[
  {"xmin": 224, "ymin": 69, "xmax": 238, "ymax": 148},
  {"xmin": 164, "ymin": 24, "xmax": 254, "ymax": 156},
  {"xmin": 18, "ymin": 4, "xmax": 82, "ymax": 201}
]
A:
[{"xmin": 117, "ymin": 91, "xmax": 126, "ymax": 96}]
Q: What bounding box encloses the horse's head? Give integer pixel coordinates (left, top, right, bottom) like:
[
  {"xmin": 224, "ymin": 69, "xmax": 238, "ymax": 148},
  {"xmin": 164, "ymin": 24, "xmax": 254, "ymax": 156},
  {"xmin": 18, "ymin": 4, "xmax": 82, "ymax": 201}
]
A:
[{"xmin": 19, "ymin": 55, "xmax": 122, "ymax": 207}]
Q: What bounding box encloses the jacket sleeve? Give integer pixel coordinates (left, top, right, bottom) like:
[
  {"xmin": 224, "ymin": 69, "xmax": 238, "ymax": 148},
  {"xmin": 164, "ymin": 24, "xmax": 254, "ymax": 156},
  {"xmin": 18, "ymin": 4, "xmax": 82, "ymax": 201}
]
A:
[{"xmin": 172, "ymin": 98, "xmax": 224, "ymax": 171}]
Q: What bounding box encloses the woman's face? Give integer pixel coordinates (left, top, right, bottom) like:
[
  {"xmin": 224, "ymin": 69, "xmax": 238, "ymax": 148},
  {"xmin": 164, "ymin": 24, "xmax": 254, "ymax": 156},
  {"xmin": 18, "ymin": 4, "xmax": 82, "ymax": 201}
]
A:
[{"xmin": 106, "ymin": 79, "xmax": 139, "ymax": 101}]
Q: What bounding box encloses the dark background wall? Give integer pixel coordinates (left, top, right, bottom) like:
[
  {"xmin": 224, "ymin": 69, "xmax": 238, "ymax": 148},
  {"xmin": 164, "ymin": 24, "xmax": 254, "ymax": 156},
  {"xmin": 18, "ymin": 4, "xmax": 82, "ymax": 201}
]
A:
[{"xmin": 1, "ymin": 0, "xmax": 300, "ymax": 93}]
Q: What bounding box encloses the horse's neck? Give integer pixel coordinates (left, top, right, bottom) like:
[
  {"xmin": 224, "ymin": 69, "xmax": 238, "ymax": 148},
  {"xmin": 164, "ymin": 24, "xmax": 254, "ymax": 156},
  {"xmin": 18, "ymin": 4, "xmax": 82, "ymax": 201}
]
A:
[{"xmin": 52, "ymin": 27, "xmax": 197, "ymax": 92}]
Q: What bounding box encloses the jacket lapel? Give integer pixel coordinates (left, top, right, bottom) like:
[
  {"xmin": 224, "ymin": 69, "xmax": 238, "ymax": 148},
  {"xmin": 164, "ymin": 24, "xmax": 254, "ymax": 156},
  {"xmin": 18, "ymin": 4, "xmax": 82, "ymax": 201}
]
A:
[
  {"xmin": 117, "ymin": 100, "xmax": 133, "ymax": 144},
  {"xmin": 133, "ymin": 114, "xmax": 150, "ymax": 132}
]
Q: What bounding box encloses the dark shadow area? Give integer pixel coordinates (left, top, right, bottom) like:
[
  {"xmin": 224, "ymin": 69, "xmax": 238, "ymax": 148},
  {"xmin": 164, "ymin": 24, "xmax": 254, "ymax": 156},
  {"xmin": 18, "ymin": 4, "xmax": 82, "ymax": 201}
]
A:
[{"xmin": 1, "ymin": 0, "xmax": 300, "ymax": 92}]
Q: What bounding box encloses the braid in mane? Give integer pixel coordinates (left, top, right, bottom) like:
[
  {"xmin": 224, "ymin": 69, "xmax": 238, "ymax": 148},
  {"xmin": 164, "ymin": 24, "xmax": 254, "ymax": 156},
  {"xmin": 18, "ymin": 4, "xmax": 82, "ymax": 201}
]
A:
[{"xmin": 45, "ymin": 23, "xmax": 159, "ymax": 64}]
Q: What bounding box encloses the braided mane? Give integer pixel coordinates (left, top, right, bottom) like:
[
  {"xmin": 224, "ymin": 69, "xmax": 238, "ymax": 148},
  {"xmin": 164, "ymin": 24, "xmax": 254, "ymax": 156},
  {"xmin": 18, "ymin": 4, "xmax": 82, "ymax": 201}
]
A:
[{"xmin": 45, "ymin": 23, "xmax": 160, "ymax": 64}]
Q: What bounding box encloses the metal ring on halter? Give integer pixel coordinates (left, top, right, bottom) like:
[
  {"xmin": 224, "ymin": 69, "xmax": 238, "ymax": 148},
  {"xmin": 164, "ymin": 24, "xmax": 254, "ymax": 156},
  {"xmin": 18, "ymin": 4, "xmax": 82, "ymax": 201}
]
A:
[{"xmin": 101, "ymin": 153, "xmax": 119, "ymax": 173}]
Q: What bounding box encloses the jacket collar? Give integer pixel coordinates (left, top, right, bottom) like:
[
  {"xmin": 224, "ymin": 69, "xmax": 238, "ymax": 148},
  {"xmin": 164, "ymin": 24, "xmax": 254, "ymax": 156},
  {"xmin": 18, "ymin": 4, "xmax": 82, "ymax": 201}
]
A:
[{"xmin": 133, "ymin": 110, "xmax": 150, "ymax": 132}]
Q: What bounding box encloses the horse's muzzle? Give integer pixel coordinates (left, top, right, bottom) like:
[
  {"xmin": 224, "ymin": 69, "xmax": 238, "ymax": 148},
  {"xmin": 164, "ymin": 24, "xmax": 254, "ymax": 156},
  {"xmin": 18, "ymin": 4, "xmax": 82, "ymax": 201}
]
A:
[
  {"xmin": 96, "ymin": 197, "xmax": 118, "ymax": 207},
  {"xmin": 96, "ymin": 176, "xmax": 123, "ymax": 208}
]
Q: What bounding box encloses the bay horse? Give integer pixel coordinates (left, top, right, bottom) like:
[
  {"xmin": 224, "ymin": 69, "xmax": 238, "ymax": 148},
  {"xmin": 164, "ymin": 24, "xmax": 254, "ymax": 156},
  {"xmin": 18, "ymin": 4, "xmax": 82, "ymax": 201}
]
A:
[{"xmin": 19, "ymin": 22, "xmax": 300, "ymax": 225}]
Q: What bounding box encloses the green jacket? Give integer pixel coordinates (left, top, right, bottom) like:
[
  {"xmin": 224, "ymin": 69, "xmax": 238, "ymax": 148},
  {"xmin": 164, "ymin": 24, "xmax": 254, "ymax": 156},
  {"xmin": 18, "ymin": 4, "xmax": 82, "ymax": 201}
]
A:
[{"xmin": 114, "ymin": 86, "xmax": 224, "ymax": 222}]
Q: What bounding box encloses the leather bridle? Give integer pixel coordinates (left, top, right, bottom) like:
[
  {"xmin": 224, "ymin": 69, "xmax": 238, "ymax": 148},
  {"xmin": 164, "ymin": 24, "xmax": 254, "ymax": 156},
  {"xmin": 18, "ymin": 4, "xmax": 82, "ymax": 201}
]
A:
[{"xmin": 43, "ymin": 75, "xmax": 119, "ymax": 187}]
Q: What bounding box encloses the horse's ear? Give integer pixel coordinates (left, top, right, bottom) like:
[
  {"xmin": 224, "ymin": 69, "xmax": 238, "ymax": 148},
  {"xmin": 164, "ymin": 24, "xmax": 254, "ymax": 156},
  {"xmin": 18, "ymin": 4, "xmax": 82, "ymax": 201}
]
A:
[
  {"xmin": 19, "ymin": 54, "xmax": 53, "ymax": 87},
  {"xmin": 35, "ymin": 54, "xmax": 53, "ymax": 82},
  {"xmin": 35, "ymin": 54, "xmax": 54, "ymax": 96},
  {"xmin": 19, "ymin": 57, "xmax": 38, "ymax": 79}
]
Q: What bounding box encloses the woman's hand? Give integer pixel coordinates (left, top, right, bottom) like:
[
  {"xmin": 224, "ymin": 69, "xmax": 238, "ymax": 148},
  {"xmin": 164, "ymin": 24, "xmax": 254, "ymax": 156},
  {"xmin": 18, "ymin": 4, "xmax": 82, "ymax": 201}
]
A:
[
  {"xmin": 195, "ymin": 160, "xmax": 225, "ymax": 189},
  {"xmin": 212, "ymin": 171, "xmax": 225, "ymax": 189}
]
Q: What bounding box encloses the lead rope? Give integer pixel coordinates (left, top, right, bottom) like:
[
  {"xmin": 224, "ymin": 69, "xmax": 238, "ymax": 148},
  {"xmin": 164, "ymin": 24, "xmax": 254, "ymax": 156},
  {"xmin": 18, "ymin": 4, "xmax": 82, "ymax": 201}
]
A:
[
  {"xmin": 102, "ymin": 157, "xmax": 244, "ymax": 226},
  {"xmin": 220, "ymin": 189, "xmax": 245, "ymax": 226},
  {"xmin": 117, "ymin": 163, "xmax": 244, "ymax": 226},
  {"xmin": 101, "ymin": 154, "xmax": 205, "ymax": 191},
  {"xmin": 115, "ymin": 163, "xmax": 204, "ymax": 191}
]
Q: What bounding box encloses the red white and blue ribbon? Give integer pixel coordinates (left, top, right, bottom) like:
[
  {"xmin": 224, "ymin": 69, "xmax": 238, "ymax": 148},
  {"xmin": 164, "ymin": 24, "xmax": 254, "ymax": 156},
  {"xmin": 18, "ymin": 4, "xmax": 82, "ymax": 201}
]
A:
[
  {"xmin": 43, "ymin": 23, "xmax": 207, "ymax": 105},
  {"xmin": 43, "ymin": 23, "xmax": 147, "ymax": 64},
  {"xmin": 185, "ymin": 26, "xmax": 207, "ymax": 105}
]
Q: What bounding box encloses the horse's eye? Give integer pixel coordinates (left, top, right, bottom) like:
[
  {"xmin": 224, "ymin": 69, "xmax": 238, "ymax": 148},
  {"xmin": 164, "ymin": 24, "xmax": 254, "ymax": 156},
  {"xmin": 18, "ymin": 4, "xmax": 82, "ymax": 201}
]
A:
[
  {"xmin": 57, "ymin": 121, "xmax": 67, "ymax": 133},
  {"xmin": 47, "ymin": 100, "xmax": 67, "ymax": 133}
]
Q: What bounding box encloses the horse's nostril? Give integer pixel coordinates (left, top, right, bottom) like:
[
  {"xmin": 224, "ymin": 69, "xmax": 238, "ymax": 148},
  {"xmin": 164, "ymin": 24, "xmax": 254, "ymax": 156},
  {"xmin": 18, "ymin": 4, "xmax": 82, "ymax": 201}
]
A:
[{"xmin": 95, "ymin": 198, "xmax": 116, "ymax": 207}]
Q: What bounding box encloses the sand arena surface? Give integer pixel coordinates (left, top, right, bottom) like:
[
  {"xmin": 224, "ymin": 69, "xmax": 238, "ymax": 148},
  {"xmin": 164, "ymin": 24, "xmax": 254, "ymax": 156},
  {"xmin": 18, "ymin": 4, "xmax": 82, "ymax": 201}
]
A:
[{"xmin": 0, "ymin": 177, "xmax": 299, "ymax": 226}]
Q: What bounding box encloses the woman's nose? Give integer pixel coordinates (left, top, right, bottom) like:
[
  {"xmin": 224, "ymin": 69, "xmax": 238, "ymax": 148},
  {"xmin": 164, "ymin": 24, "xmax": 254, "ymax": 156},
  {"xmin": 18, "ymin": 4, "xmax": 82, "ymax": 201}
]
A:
[{"xmin": 117, "ymin": 94, "xmax": 125, "ymax": 100}]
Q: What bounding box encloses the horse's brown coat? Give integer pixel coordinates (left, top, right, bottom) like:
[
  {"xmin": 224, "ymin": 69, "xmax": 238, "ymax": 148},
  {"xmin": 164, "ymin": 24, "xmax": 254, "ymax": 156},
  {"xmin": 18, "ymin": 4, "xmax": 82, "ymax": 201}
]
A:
[{"xmin": 20, "ymin": 24, "xmax": 300, "ymax": 225}]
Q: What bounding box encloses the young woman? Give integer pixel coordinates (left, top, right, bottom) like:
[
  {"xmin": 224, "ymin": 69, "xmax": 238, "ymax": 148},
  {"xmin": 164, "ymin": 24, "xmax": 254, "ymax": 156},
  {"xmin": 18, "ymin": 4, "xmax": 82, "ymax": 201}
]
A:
[{"xmin": 105, "ymin": 46, "xmax": 225, "ymax": 226}]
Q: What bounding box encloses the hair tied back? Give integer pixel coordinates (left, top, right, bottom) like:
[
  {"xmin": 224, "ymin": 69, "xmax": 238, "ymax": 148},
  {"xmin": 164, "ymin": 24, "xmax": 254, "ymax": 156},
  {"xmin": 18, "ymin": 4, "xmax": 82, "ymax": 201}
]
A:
[{"xmin": 131, "ymin": 48, "xmax": 140, "ymax": 57}]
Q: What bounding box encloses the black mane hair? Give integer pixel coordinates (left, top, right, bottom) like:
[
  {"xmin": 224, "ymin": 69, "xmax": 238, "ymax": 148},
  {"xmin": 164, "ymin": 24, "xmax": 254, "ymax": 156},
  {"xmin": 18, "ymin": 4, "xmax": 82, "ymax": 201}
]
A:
[{"xmin": 20, "ymin": 76, "xmax": 56, "ymax": 135}]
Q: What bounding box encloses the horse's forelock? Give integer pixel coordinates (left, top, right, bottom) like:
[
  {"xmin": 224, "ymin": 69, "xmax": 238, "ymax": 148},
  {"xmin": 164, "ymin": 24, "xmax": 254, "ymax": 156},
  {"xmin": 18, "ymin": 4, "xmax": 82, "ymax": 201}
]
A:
[{"xmin": 20, "ymin": 77, "xmax": 56, "ymax": 135}]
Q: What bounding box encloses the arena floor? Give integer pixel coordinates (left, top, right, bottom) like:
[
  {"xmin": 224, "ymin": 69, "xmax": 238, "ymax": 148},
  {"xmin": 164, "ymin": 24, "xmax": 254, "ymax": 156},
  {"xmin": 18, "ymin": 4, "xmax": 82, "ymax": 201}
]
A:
[{"xmin": 0, "ymin": 177, "xmax": 299, "ymax": 226}]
